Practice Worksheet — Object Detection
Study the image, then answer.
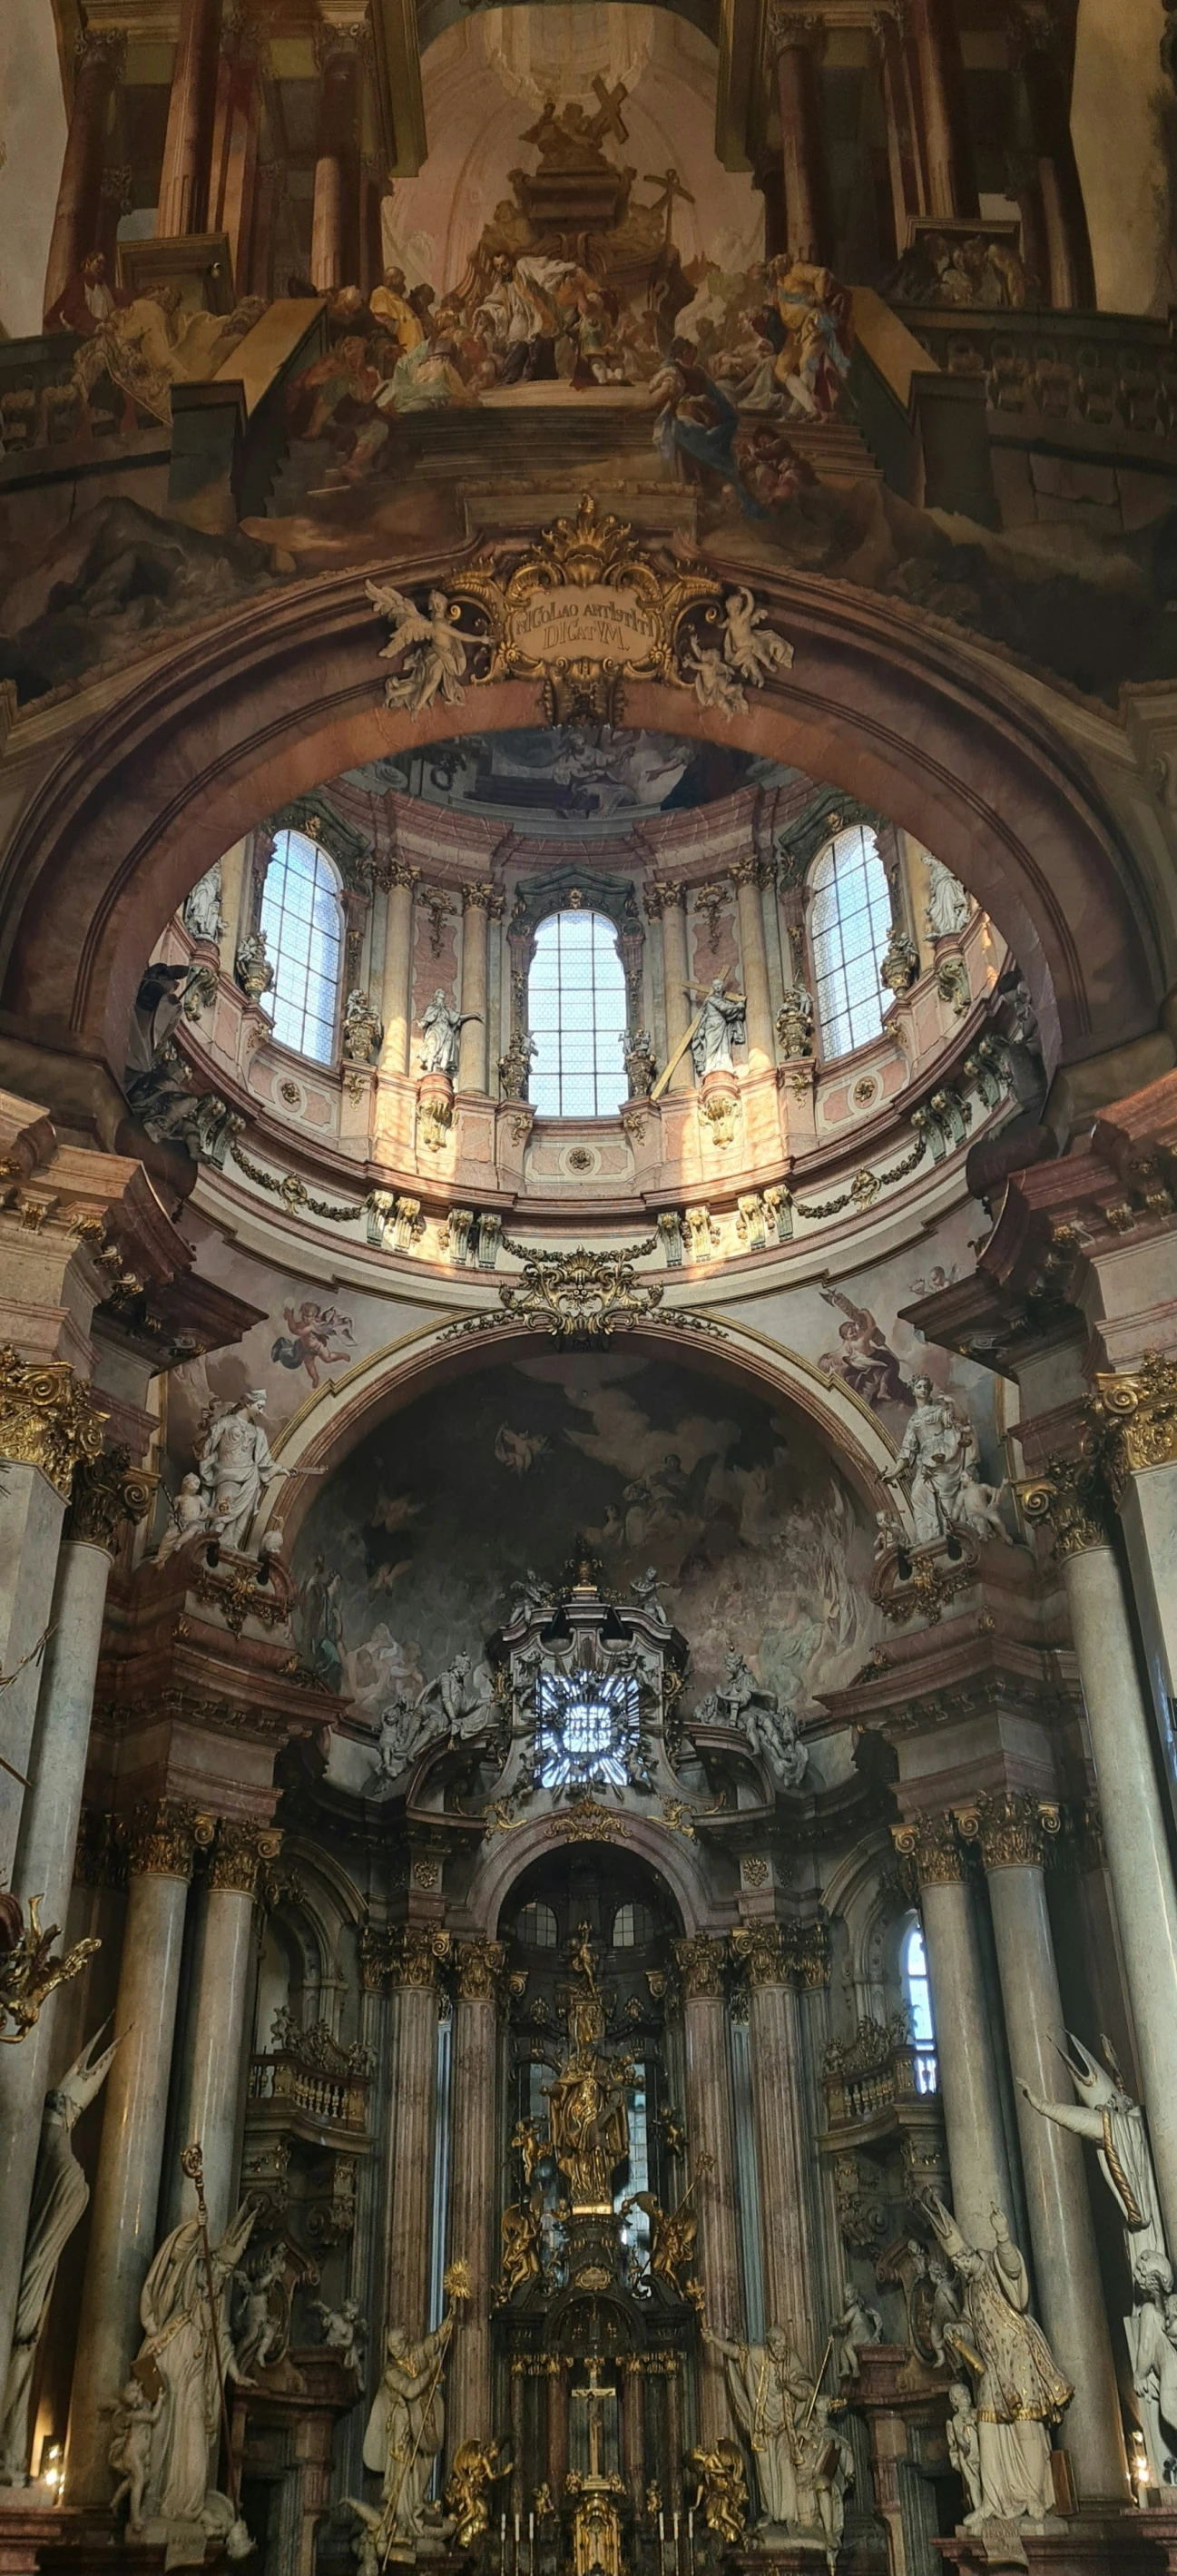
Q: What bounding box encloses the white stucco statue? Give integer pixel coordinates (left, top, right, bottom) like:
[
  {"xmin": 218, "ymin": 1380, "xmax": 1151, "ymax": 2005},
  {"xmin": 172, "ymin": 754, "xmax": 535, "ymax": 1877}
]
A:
[
  {"xmin": 0, "ymin": 2025, "xmax": 120, "ymax": 2482},
  {"xmin": 946, "ymin": 2382, "xmax": 983, "ymax": 2520},
  {"xmin": 156, "ymin": 1473, "xmax": 209, "ymax": 1562},
  {"xmin": 418, "ymin": 991, "xmax": 477, "ymax": 1078},
  {"xmin": 701, "ymin": 2316, "xmax": 811, "ymax": 2528},
  {"xmin": 924, "ymin": 855, "xmax": 972, "ymax": 939},
  {"xmin": 925, "ymin": 2193, "xmax": 1070, "ymax": 2528},
  {"xmin": 362, "ymin": 2317, "xmax": 456, "ymax": 2553},
  {"xmin": 688, "ymin": 979, "xmax": 747, "ymax": 1079},
  {"xmin": 196, "ymin": 1391, "xmax": 284, "ymax": 1550},
  {"xmin": 883, "ymin": 1377, "xmax": 1008, "ymax": 1547},
  {"xmin": 794, "ymin": 2392, "xmax": 854, "ymax": 2568},
  {"xmin": 129, "ymin": 2199, "xmax": 258, "ymax": 2550},
  {"xmin": 830, "ymin": 2281, "xmax": 883, "ymax": 2382},
  {"xmin": 1019, "ymin": 2034, "xmax": 1172, "ymax": 2479},
  {"xmin": 417, "ymin": 1651, "xmax": 497, "ymax": 1744},
  {"xmin": 182, "ymin": 863, "xmax": 226, "ymax": 945}
]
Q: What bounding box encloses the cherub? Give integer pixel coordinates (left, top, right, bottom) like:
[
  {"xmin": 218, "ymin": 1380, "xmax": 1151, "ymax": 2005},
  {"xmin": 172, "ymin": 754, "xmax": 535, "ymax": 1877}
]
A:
[
  {"xmin": 681, "ymin": 634, "xmax": 748, "ymax": 720},
  {"xmin": 365, "ymin": 580, "xmax": 469, "ymax": 716},
  {"xmin": 108, "ymin": 2375, "xmax": 162, "ymax": 2531},
  {"xmin": 720, "ymin": 586, "xmax": 794, "ymax": 685}
]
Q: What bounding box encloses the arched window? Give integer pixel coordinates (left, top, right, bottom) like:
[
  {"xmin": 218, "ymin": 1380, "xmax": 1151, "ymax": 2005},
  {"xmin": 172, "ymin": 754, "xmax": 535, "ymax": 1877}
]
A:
[
  {"xmin": 515, "ymin": 1900, "xmax": 558, "ymax": 1949},
  {"xmin": 259, "ymin": 827, "xmax": 343, "ymax": 1065},
  {"xmin": 528, "ymin": 909, "xmax": 628, "ymax": 1118},
  {"xmin": 900, "ymin": 1921, "xmax": 937, "ymax": 2094},
  {"xmin": 809, "ymin": 822, "xmax": 893, "ymax": 1059},
  {"xmin": 613, "ymin": 1901, "xmax": 658, "ymax": 1950}
]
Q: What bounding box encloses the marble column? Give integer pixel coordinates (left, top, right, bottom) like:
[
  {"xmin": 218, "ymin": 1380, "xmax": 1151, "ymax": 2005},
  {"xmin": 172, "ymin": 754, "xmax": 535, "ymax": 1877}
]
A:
[
  {"xmin": 908, "ymin": 0, "xmax": 976, "ymax": 217},
  {"xmin": 731, "ymin": 1927, "xmax": 820, "ymax": 2367},
  {"xmin": 891, "ymin": 1813, "xmax": 1012, "ymax": 2244},
  {"xmin": 43, "ymin": 31, "xmax": 125, "ymax": 316},
  {"xmin": 1091, "ymin": 1360, "xmax": 1177, "ymax": 1813},
  {"xmin": 310, "ymin": 24, "xmax": 365, "ymax": 291},
  {"xmin": 766, "ymin": 11, "xmax": 833, "ymax": 262},
  {"xmin": 0, "ymin": 1450, "xmax": 149, "ymax": 2410},
  {"xmin": 458, "ymin": 885, "xmax": 499, "ymax": 1095},
  {"xmin": 674, "ymin": 1939, "xmax": 741, "ymax": 2443},
  {"xmin": 1013, "ymin": 8, "xmax": 1094, "ymax": 308},
  {"xmin": 210, "ymin": 22, "xmax": 262, "ymax": 292},
  {"xmin": 648, "ymin": 882, "xmax": 692, "ymax": 1093},
  {"xmin": 384, "ymin": 1932, "xmax": 443, "ymax": 2341},
  {"xmin": 1024, "ymin": 1464, "xmax": 1177, "ymax": 2252},
  {"xmin": 960, "ymin": 1792, "xmax": 1126, "ymax": 2502},
  {"xmin": 448, "ymin": 1940, "xmax": 505, "ymax": 2453},
  {"xmin": 378, "ymin": 864, "xmax": 420, "ymax": 1078},
  {"xmin": 729, "ymin": 860, "xmax": 775, "ymax": 1073},
  {"xmin": 0, "ymin": 1352, "xmax": 105, "ymax": 1883},
  {"xmin": 172, "ymin": 1821, "xmax": 280, "ymax": 2242},
  {"xmin": 66, "ymin": 1802, "xmax": 197, "ymax": 2502},
  {"xmin": 157, "ymin": 0, "xmax": 223, "ymax": 237}
]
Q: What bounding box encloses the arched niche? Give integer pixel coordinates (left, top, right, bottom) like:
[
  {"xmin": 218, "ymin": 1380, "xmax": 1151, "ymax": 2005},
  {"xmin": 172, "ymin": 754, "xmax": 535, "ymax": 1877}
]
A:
[
  {"xmin": 476, "ymin": 1826, "xmax": 705, "ymax": 1941},
  {"xmin": 0, "ymin": 556, "xmax": 1164, "ymax": 1110}
]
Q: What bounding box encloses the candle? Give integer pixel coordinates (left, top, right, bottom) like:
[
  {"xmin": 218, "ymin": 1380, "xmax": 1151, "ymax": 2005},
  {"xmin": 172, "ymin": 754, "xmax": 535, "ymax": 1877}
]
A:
[
  {"xmin": 515, "ymin": 2511, "xmax": 521, "ymax": 2573},
  {"xmin": 528, "ymin": 2512, "xmax": 535, "ymax": 2571},
  {"xmin": 501, "ymin": 2514, "xmax": 507, "ymax": 2572},
  {"xmin": 673, "ymin": 2512, "xmax": 681, "ymax": 2561},
  {"xmin": 659, "ymin": 2514, "xmax": 665, "ymax": 2544}
]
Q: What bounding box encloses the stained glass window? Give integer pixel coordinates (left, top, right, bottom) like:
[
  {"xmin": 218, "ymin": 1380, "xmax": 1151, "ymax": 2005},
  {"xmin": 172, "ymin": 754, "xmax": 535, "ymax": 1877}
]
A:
[{"xmin": 527, "ymin": 909, "xmax": 629, "ymax": 1118}]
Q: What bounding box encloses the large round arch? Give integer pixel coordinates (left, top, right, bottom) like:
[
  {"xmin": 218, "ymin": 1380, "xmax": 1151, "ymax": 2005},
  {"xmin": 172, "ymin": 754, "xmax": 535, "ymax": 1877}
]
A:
[{"xmin": 0, "ymin": 547, "xmax": 1164, "ymax": 1114}]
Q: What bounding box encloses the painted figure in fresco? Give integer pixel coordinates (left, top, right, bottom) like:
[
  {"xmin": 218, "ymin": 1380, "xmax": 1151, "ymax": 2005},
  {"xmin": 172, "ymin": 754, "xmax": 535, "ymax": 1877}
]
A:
[
  {"xmin": 819, "ymin": 1287, "xmax": 912, "ymax": 1410},
  {"xmin": 271, "ymin": 1300, "xmax": 355, "ymax": 1388},
  {"xmin": 648, "ymin": 339, "xmax": 769, "ymax": 519}
]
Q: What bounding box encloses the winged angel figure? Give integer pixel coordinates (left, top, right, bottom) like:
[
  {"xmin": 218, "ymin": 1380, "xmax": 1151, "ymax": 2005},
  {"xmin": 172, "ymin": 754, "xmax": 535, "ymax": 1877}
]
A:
[
  {"xmin": 365, "ymin": 580, "xmax": 469, "ymax": 716},
  {"xmin": 682, "ymin": 588, "xmax": 793, "ymax": 719}
]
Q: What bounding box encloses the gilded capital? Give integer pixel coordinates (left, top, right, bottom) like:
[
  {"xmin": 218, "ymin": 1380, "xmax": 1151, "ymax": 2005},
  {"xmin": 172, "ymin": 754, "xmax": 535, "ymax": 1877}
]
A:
[
  {"xmin": 1089, "ymin": 1352, "xmax": 1177, "ymax": 1503},
  {"xmin": 672, "ymin": 1934, "xmax": 727, "ymax": 1999},
  {"xmin": 67, "ymin": 1444, "xmax": 152, "ymax": 1553},
  {"xmin": 398, "ymin": 1925, "xmax": 453, "ymax": 1988},
  {"xmin": 0, "ymin": 1346, "xmax": 106, "ymax": 1497},
  {"xmin": 1015, "ymin": 1455, "xmax": 1113, "ymax": 1557},
  {"xmin": 955, "ymin": 1790, "xmax": 1061, "ymax": 1873},
  {"xmin": 728, "ymin": 857, "xmax": 770, "ymax": 891},
  {"xmin": 461, "ymin": 880, "xmax": 505, "ymax": 917},
  {"xmin": 730, "ymin": 1922, "xmax": 787, "ymax": 1986},
  {"xmin": 455, "ymin": 1935, "xmax": 507, "ymax": 2001},
  {"xmin": 644, "ymin": 879, "xmax": 685, "ymax": 920},
  {"xmin": 210, "ymin": 1818, "xmax": 283, "ymax": 1894},
  {"xmin": 389, "ymin": 861, "xmax": 421, "ymax": 892},
  {"xmin": 891, "ymin": 1811, "xmax": 964, "ymax": 1886},
  {"xmin": 123, "ymin": 1798, "xmax": 199, "ymax": 1881}
]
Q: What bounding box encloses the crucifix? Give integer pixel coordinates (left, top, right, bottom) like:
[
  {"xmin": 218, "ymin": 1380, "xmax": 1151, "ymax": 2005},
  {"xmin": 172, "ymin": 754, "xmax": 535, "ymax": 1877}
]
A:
[
  {"xmin": 571, "ymin": 2356, "xmax": 618, "ymax": 2481},
  {"xmin": 590, "ymin": 74, "xmax": 630, "ymax": 146}
]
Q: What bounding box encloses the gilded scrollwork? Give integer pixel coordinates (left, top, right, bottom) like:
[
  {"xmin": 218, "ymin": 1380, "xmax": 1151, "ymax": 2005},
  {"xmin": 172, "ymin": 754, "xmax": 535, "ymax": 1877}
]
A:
[
  {"xmin": 890, "ymin": 1810, "xmax": 965, "ymax": 1888},
  {"xmin": 1088, "ymin": 1352, "xmax": 1177, "ymax": 1503},
  {"xmin": 1015, "ymin": 1454, "xmax": 1113, "ymax": 1557},
  {"xmin": 0, "ymin": 1346, "xmax": 107, "ymax": 1497},
  {"xmin": 209, "ymin": 1819, "xmax": 283, "ymax": 1895},
  {"xmin": 954, "ymin": 1789, "xmax": 1061, "ymax": 1872},
  {"xmin": 672, "ymin": 1935, "xmax": 727, "ymax": 2000},
  {"xmin": 122, "ymin": 1799, "xmax": 200, "ymax": 1881},
  {"xmin": 67, "ymin": 1444, "xmax": 153, "ymax": 1551}
]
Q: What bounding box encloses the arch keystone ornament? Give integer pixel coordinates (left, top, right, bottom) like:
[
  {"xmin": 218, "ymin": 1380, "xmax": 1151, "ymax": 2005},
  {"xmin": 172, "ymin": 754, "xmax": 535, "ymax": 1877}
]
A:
[{"xmin": 367, "ymin": 496, "xmax": 792, "ymax": 729}]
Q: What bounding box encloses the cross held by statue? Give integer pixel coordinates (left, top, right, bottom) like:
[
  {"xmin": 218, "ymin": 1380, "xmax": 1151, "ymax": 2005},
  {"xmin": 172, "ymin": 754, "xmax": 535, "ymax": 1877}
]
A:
[{"xmin": 571, "ymin": 2356, "xmax": 618, "ymax": 2482}]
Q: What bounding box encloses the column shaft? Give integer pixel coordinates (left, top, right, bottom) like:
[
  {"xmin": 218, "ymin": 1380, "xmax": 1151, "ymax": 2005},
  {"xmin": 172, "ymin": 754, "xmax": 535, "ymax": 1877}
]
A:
[
  {"xmin": 157, "ymin": 0, "xmax": 223, "ymax": 237},
  {"xmin": 677, "ymin": 1943, "xmax": 741, "ymax": 2443},
  {"xmin": 731, "ymin": 866, "xmax": 775, "ymax": 1072},
  {"xmin": 895, "ymin": 1821, "xmax": 1013, "ymax": 2243},
  {"xmin": 746, "ymin": 1978, "xmax": 819, "ymax": 2365},
  {"xmin": 0, "ymin": 1465, "xmax": 68, "ymax": 1883},
  {"xmin": 379, "ymin": 870, "xmax": 418, "ymax": 1077},
  {"xmin": 458, "ymin": 891, "xmax": 493, "ymax": 1095},
  {"xmin": 654, "ymin": 889, "xmax": 692, "ymax": 1093},
  {"xmin": 1019, "ymin": 39, "xmax": 1094, "ymax": 308},
  {"xmin": 311, "ymin": 30, "xmax": 362, "ymax": 291},
  {"xmin": 66, "ymin": 1814, "xmax": 195, "ymax": 2502},
  {"xmin": 774, "ymin": 37, "xmax": 832, "ymax": 261},
  {"xmin": 979, "ymin": 1830, "xmax": 1125, "ymax": 2501},
  {"xmin": 1116, "ymin": 1464, "xmax": 1177, "ymax": 1804},
  {"xmin": 909, "ymin": 0, "xmax": 976, "ymax": 216},
  {"xmin": 174, "ymin": 1864, "xmax": 258, "ymax": 2240},
  {"xmin": 448, "ymin": 1950, "xmax": 502, "ymax": 2453},
  {"xmin": 43, "ymin": 33, "xmax": 124, "ymax": 316},
  {"xmin": 385, "ymin": 1972, "xmax": 439, "ymax": 2340},
  {"xmin": 1060, "ymin": 1540, "xmax": 1177, "ymax": 2250},
  {"xmin": 0, "ymin": 1517, "xmax": 124, "ymax": 2404}
]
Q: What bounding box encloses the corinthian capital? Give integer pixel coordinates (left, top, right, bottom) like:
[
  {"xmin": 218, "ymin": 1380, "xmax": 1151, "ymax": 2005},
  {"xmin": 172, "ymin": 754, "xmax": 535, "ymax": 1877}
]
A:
[
  {"xmin": 766, "ymin": 5, "xmax": 827, "ymax": 59},
  {"xmin": 75, "ymin": 26, "xmax": 126, "ymax": 74},
  {"xmin": 0, "ymin": 1347, "xmax": 106, "ymax": 1498},
  {"xmin": 1088, "ymin": 1352, "xmax": 1177, "ymax": 1504},
  {"xmin": 123, "ymin": 1799, "xmax": 200, "ymax": 1882},
  {"xmin": 461, "ymin": 880, "xmax": 505, "ymax": 918},
  {"xmin": 1015, "ymin": 1455, "xmax": 1113, "ymax": 1557},
  {"xmin": 67, "ymin": 1445, "xmax": 153, "ymax": 1552},
  {"xmin": 210, "ymin": 1818, "xmax": 283, "ymax": 1894},
  {"xmin": 672, "ymin": 1934, "xmax": 727, "ymax": 1999},
  {"xmin": 455, "ymin": 1935, "xmax": 509, "ymax": 2001},
  {"xmin": 891, "ymin": 1810, "xmax": 964, "ymax": 1887},
  {"xmin": 643, "ymin": 878, "xmax": 685, "ymax": 920},
  {"xmin": 954, "ymin": 1790, "xmax": 1061, "ymax": 1873}
]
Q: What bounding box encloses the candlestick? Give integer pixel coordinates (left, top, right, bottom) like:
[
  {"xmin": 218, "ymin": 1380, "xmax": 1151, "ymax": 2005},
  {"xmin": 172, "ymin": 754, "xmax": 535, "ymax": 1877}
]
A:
[
  {"xmin": 687, "ymin": 2508, "xmax": 695, "ymax": 2576},
  {"xmin": 515, "ymin": 2510, "xmax": 521, "ymax": 2576},
  {"xmin": 528, "ymin": 2511, "xmax": 535, "ymax": 2575},
  {"xmin": 673, "ymin": 2511, "xmax": 681, "ymax": 2572},
  {"xmin": 501, "ymin": 2513, "xmax": 507, "ymax": 2574}
]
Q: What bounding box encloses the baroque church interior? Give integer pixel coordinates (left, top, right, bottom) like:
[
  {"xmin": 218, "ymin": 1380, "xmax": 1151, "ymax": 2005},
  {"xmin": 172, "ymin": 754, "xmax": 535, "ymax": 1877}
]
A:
[{"xmin": 5, "ymin": 2, "xmax": 1177, "ymax": 2573}]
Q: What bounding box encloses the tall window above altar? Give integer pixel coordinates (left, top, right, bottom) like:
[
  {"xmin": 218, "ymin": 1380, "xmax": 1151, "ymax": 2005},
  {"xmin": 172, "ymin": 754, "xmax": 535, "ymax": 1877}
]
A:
[
  {"xmin": 528, "ymin": 909, "xmax": 629, "ymax": 1117},
  {"xmin": 901, "ymin": 1921, "xmax": 938, "ymax": 2093},
  {"xmin": 259, "ymin": 827, "xmax": 344, "ymax": 1064},
  {"xmin": 809, "ymin": 823, "xmax": 892, "ymax": 1059}
]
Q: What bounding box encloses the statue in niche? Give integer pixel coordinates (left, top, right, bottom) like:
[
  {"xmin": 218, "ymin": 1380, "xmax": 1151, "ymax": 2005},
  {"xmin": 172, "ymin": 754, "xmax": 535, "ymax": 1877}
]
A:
[
  {"xmin": 544, "ymin": 1929, "xmax": 632, "ymax": 2212},
  {"xmin": 924, "ymin": 856, "xmax": 972, "ymax": 940},
  {"xmin": 687, "ymin": 978, "xmax": 746, "ymax": 1078},
  {"xmin": 698, "ymin": 2306, "xmax": 811, "ymax": 2529},
  {"xmin": 830, "ymin": 2281, "xmax": 883, "ymax": 2381},
  {"xmin": 496, "ymin": 2199, "xmax": 544, "ymax": 2301},
  {"xmin": 418, "ymin": 990, "xmax": 477, "ymax": 1078},
  {"xmin": 1019, "ymin": 2034, "xmax": 1172, "ymax": 2478},
  {"xmin": 883, "ymin": 1377, "xmax": 1010, "ymax": 1548},
  {"xmin": 129, "ymin": 2197, "xmax": 259, "ymax": 2546},
  {"xmin": 196, "ymin": 1389, "xmax": 286, "ymax": 1550},
  {"xmin": 0, "ymin": 2025, "xmax": 120, "ymax": 2483},
  {"xmin": 342, "ymin": 988, "xmax": 383, "ymax": 1066},
  {"xmin": 182, "ymin": 863, "xmax": 226, "ymax": 946},
  {"xmin": 923, "ymin": 2194, "xmax": 1071, "ymax": 2527},
  {"xmin": 235, "ymin": 929, "xmax": 273, "ymax": 1001}
]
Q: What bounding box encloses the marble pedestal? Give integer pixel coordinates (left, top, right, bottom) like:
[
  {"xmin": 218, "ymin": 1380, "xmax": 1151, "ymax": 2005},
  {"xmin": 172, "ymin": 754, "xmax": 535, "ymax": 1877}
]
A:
[
  {"xmin": 934, "ymin": 2509, "xmax": 1177, "ymax": 2573},
  {"xmin": 0, "ymin": 2492, "xmax": 164, "ymax": 2576},
  {"xmin": 724, "ymin": 2544, "xmax": 829, "ymax": 2575}
]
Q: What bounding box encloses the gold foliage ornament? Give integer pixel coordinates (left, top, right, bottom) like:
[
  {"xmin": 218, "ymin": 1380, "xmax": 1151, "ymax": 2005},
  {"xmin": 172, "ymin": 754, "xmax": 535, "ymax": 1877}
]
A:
[
  {"xmin": 368, "ymin": 496, "xmax": 792, "ymax": 730},
  {"xmin": 0, "ymin": 1893, "xmax": 99, "ymax": 2043}
]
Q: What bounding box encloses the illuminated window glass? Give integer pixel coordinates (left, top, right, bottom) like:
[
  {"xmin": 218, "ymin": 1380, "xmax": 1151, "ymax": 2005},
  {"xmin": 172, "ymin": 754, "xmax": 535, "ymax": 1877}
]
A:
[
  {"xmin": 259, "ymin": 827, "xmax": 343, "ymax": 1064},
  {"xmin": 809, "ymin": 823, "xmax": 893, "ymax": 1059},
  {"xmin": 515, "ymin": 1901, "xmax": 558, "ymax": 1948},
  {"xmin": 528, "ymin": 910, "xmax": 628, "ymax": 1118},
  {"xmin": 901, "ymin": 1921, "xmax": 938, "ymax": 2094},
  {"xmin": 613, "ymin": 1902, "xmax": 657, "ymax": 1949},
  {"xmin": 535, "ymin": 1667, "xmax": 640, "ymax": 1793}
]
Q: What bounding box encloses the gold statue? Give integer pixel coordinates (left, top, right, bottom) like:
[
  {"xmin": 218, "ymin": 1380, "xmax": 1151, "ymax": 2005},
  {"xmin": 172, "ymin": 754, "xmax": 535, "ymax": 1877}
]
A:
[
  {"xmin": 686, "ymin": 2441, "xmax": 748, "ymax": 2546},
  {"xmin": 495, "ymin": 2199, "xmax": 543, "ymax": 2302},
  {"xmin": 534, "ymin": 2484, "xmax": 554, "ymax": 2522},
  {"xmin": 0, "ymin": 1896, "xmax": 99, "ymax": 2045},
  {"xmin": 544, "ymin": 1928, "xmax": 632, "ymax": 2214},
  {"xmin": 629, "ymin": 2188, "xmax": 698, "ymax": 2295},
  {"xmin": 444, "ymin": 2440, "xmax": 511, "ymax": 2548},
  {"xmin": 644, "ymin": 2483, "xmax": 662, "ymax": 2520}
]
